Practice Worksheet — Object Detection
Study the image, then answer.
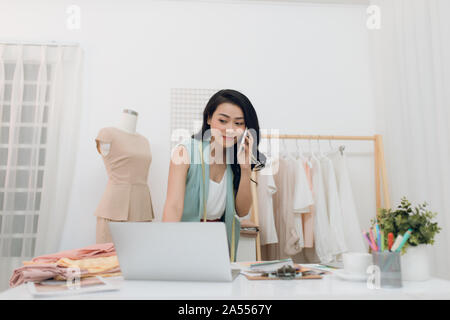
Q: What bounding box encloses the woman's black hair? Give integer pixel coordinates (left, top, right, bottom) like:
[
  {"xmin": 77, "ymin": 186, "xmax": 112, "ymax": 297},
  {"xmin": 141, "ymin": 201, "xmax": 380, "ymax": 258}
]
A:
[{"xmin": 191, "ymin": 89, "xmax": 266, "ymax": 195}]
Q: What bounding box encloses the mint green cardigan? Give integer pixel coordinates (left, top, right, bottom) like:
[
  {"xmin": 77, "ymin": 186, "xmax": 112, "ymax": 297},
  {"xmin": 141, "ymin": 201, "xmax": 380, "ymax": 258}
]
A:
[{"xmin": 177, "ymin": 136, "xmax": 240, "ymax": 262}]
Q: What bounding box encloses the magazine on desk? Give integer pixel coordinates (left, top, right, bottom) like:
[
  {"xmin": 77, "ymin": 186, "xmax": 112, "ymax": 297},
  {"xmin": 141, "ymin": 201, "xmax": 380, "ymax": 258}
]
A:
[{"xmin": 27, "ymin": 276, "xmax": 119, "ymax": 297}]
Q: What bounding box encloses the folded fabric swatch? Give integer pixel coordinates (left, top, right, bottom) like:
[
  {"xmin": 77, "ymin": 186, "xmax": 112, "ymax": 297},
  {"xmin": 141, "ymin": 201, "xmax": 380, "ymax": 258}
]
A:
[
  {"xmin": 9, "ymin": 264, "xmax": 89, "ymax": 288},
  {"xmin": 10, "ymin": 258, "xmax": 121, "ymax": 287},
  {"xmin": 56, "ymin": 255, "xmax": 120, "ymax": 274},
  {"xmin": 24, "ymin": 243, "xmax": 116, "ymax": 265},
  {"xmin": 11, "ymin": 244, "xmax": 121, "ymax": 288}
]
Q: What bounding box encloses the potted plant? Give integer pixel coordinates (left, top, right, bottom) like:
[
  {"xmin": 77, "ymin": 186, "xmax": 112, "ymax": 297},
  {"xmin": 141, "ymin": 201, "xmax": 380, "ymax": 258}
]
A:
[{"xmin": 371, "ymin": 197, "xmax": 441, "ymax": 281}]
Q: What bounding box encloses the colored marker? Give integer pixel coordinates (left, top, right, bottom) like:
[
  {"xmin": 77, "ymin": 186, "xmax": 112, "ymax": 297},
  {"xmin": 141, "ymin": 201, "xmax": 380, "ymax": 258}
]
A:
[
  {"xmin": 391, "ymin": 235, "xmax": 403, "ymax": 252},
  {"xmin": 369, "ymin": 228, "xmax": 378, "ymax": 251},
  {"xmin": 375, "ymin": 224, "xmax": 381, "ymax": 252},
  {"xmin": 365, "ymin": 231, "xmax": 371, "ymax": 243},
  {"xmin": 365, "ymin": 231, "xmax": 372, "ymax": 249},
  {"xmin": 371, "ymin": 227, "xmax": 377, "ymax": 245},
  {"xmin": 380, "ymin": 229, "xmax": 385, "ymax": 252},
  {"xmin": 363, "ymin": 231, "xmax": 376, "ymax": 251},
  {"xmin": 388, "ymin": 233, "xmax": 394, "ymax": 251},
  {"xmin": 395, "ymin": 229, "xmax": 413, "ymax": 252}
]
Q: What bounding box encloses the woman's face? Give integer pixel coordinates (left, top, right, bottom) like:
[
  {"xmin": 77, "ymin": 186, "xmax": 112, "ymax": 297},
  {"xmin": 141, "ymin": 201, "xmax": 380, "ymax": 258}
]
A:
[{"xmin": 207, "ymin": 102, "xmax": 245, "ymax": 148}]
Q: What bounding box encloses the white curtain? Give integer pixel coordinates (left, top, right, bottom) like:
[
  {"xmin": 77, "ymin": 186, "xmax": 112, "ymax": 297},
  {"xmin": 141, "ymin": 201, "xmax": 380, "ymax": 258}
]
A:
[
  {"xmin": 369, "ymin": 0, "xmax": 450, "ymax": 279},
  {"xmin": 0, "ymin": 44, "xmax": 83, "ymax": 291}
]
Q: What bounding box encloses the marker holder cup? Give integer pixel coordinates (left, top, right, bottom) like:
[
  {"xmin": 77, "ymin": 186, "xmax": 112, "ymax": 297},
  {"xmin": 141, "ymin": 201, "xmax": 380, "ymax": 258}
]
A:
[{"xmin": 371, "ymin": 251, "xmax": 403, "ymax": 288}]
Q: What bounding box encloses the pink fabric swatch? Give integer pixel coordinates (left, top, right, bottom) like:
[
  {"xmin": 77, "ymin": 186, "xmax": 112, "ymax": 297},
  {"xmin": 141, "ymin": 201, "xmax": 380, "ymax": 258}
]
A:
[
  {"xmin": 9, "ymin": 264, "xmax": 88, "ymax": 288},
  {"xmin": 29, "ymin": 243, "xmax": 116, "ymax": 264}
]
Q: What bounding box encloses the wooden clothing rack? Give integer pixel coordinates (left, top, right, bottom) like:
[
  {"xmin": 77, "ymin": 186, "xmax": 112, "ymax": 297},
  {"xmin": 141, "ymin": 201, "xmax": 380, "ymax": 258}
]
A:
[{"xmin": 249, "ymin": 134, "xmax": 390, "ymax": 261}]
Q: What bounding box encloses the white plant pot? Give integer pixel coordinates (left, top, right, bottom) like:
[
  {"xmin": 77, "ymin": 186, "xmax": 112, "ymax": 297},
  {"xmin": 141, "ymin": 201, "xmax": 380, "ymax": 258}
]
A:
[{"xmin": 400, "ymin": 244, "xmax": 431, "ymax": 281}]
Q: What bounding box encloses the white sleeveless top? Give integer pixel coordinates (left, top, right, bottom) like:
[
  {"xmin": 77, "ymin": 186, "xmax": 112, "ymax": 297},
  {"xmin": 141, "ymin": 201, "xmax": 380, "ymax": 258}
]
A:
[{"xmin": 206, "ymin": 172, "xmax": 227, "ymax": 220}]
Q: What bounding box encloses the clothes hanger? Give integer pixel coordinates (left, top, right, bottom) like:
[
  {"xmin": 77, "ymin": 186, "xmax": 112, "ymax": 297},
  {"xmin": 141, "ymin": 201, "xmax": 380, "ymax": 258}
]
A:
[
  {"xmin": 308, "ymin": 138, "xmax": 318, "ymax": 166},
  {"xmin": 299, "ymin": 139, "xmax": 313, "ymax": 168},
  {"xmin": 297, "ymin": 139, "xmax": 306, "ymax": 161},
  {"xmin": 308, "ymin": 138, "xmax": 313, "ymax": 158},
  {"xmin": 280, "ymin": 139, "xmax": 289, "ymax": 159},
  {"xmin": 326, "ymin": 138, "xmax": 336, "ymax": 157},
  {"xmin": 266, "ymin": 139, "xmax": 273, "ymax": 167},
  {"xmin": 288, "ymin": 139, "xmax": 298, "ymax": 160},
  {"xmin": 295, "ymin": 139, "xmax": 301, "ymax": 160},
  {"xmin": 284, "ymin": 139, "xmax": 294, "ymax": 160},
  {"xmin": 286, "ymin": 139, "xmax": 297, "ymax": 161},
  {"xmin": 296, "ymin": 139, "xmax": 310, "ymax": 169},
  {"xmin": 317, "ymin": 138, "xmax": 324, "ymax": 158},
  {"xmin": 295, "ymin": 139, "xmax": 301, "ymax": 159}
]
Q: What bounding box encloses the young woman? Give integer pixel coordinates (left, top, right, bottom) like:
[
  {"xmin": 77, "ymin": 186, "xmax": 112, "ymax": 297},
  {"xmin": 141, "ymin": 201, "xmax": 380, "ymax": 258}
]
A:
[{"xmin": 162, "ymin": 89, "xmax": 266, "ymax": 261}]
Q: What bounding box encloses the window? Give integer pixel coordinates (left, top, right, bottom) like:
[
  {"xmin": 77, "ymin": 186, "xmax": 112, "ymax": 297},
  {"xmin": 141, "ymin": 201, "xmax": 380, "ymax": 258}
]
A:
[{"xmin": 0, "ymin": 60, "xmax": 51, "ymax": 259}]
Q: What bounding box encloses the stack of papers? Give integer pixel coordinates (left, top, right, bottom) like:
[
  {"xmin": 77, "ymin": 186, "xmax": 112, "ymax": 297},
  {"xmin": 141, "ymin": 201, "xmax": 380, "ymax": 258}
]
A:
[
  {"xmin": 249, "ymin": 258, "xmax": 295, "ymax": 273},
  {"xmin": 231, "ymin": 261, "xmax": 331, "ymax": 279},
  {"xmin": 241, "ymin": 227, "xmax": 259, "ymax": 232},
  {"xmin": 232, "ymin": 259, "xmax": 296, "ymax": 277},
  {"xmin": 240, "ymin": 220, "xmax": 259, "ymax": 236}
]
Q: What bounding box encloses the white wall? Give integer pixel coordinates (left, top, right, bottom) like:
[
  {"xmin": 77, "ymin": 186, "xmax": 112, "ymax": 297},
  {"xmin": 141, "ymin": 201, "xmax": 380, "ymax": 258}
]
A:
[{"xmin": 0, "ymin": 0, "xmax": 377, "ymax": 251}]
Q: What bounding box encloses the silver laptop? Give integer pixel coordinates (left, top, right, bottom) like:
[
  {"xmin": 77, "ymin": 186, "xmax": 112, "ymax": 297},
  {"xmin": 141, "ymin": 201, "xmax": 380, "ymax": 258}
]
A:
[{"xmin": 109, "ymin": 222, "xmax": 241, "ymax": 282}]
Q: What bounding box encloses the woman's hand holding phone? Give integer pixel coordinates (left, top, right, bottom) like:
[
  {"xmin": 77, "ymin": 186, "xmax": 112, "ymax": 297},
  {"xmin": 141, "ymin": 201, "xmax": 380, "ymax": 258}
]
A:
[{"xmin": 237, "ymin": 128, "xmax": 253, "ymax": 170}]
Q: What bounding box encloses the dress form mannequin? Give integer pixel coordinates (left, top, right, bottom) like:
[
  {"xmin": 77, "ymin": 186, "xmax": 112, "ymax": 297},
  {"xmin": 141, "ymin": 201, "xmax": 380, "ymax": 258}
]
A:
[
  {"xmin": 94, "ymin": 108, "xmax": 154, "ymax": 243},
  {"xmin": 117, "ymin": 109, "xmax": 138, "ymax": 133},
  {"xmin": 96, "ymin": 109, "xmax": 138, "ymax": 156}
]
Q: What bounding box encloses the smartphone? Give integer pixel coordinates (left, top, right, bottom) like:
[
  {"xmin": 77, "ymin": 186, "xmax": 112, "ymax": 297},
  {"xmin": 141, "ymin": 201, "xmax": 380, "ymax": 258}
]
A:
[{"xmin": 237, "ymin": 128, "xmax": 248, "ymax": 155}]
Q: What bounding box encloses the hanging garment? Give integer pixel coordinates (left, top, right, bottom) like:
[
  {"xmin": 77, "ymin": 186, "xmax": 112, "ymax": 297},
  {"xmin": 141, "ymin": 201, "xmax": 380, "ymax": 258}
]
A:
[
  {"xmin": 293, "ymin": 158, "xmax": 314, "ymax": 213},
  {"xmin": 293, "ymin": 157, "xmax": 314, "ymax": 248},
  {"xmin": 320, "ymin": 156, "xmax": 348, "ymax": 257},
  {"xmin": 94, "ymin": 127, "xmax": 155, "ymax": 222},
  {"xmin": 309, "ymin": 157, "xmax": 335, "ymax": 263},
  {"xmin": 301, "ymin": 159, "xmax": 315, "ymax": 248},
  {"xmin": 290, "ymin": 156, "xmax": 305, "ymax": 250},
  {"xmin": 260, "ymin": 156, "xmax": 282, "ymax": 261},
  {"xmin": 255, "ymin": 159, "xmax": 278, "ymax": 245},
  {"xmin": 328, "ymin": 150, "xmax": 367, "ymax": 253},
  {"xmin": 272, "ymin": 157, "xmax": 303, "ymax": 258}
]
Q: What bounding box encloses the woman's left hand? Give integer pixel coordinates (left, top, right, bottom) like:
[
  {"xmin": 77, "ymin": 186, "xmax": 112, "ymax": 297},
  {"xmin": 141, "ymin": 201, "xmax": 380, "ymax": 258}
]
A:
[{"xmin": 237, "ymin": 131, "xmax": 254, "ymax": 171}]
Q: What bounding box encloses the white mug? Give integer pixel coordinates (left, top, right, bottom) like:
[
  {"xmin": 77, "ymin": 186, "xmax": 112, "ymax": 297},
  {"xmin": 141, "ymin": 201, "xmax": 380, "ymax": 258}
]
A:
[{"xmin": 343, "ymin": 252, "xmax": 372, "ymax": 275}]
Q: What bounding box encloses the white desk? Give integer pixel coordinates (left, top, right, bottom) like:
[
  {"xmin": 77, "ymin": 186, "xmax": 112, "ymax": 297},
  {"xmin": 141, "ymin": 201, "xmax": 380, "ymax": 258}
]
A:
[{"xmin": 2, "ymin": 265, "xmax": 450, "ymax": 300}]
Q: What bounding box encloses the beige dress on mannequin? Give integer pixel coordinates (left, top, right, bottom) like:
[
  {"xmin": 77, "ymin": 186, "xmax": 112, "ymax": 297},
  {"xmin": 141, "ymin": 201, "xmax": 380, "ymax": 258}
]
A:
[{"xmin": 94, "ymin": 127, "xmax": 154, "ymax": 243}]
